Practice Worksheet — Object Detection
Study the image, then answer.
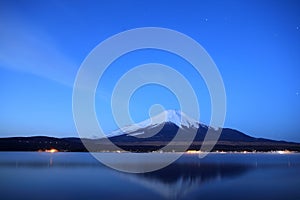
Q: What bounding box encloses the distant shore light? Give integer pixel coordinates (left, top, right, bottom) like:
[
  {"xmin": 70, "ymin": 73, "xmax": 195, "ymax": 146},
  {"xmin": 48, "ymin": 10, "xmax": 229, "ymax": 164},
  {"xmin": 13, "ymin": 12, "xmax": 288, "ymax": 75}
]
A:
[
  {"xmin": 45, "ymin": 149, "xmax": 58, "ymax": 153},
  {"xmin": 276, "ymin": 150, "xmax": 292, "ymax": 154}
]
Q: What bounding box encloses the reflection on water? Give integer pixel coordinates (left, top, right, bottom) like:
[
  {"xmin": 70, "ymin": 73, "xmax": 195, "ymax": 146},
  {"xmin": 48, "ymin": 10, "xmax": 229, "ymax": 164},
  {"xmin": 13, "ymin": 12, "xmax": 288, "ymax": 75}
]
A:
[
  {"xmin": 121, "ymin": 162, "xmax": 252, "ymax": 199},
  {"xmin": 1, "ymin": 152, "xmax": 300, "ymax": 200}
]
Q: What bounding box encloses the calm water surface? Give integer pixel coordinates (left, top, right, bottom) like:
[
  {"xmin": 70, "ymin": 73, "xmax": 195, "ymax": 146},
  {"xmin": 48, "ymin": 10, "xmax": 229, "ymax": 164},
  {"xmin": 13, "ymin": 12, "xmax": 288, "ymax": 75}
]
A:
[{"xmin": 1, "ymin": 152, "xmax": 300, "ymax": 200}]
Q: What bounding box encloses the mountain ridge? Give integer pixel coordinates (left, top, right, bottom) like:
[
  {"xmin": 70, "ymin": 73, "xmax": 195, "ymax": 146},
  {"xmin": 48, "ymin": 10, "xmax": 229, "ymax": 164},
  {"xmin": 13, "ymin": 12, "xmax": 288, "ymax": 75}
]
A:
[
  {"xmin": 0, "ymin": 110, "xmax": 300, "ymax": 152},
  {"xmin": 110, "ymin": 110, "xmax": 209, "ymax": 138}
]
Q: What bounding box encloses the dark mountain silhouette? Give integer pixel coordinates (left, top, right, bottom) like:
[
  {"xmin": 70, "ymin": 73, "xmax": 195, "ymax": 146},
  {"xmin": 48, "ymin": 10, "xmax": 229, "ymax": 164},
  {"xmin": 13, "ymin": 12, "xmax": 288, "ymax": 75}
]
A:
[
  {"xmin": 105, "ymin": 110, "xmax": 300, "ymax": 152},
  {"xmin": 0, "ymin": 110, "xmax": 300, "ymax": 152}
]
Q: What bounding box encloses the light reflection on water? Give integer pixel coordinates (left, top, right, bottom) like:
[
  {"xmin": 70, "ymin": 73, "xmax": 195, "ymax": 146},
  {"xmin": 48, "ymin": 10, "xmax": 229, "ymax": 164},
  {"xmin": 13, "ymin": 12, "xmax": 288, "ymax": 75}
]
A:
[{"xmin": 1, "ymin": 152, "xmax": 300, "ymax": 200}]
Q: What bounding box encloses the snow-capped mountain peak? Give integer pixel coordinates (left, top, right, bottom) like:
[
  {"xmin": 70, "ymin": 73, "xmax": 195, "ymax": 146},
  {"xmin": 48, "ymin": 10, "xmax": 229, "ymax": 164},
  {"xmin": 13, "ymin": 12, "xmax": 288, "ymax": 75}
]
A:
[
  {"xmin": 109, "ymin": 110, "xmax": 200, "ymax": 136},
  {"xmin": 146, "ymin": 110, "xmax": 199, "ymax": 128}
]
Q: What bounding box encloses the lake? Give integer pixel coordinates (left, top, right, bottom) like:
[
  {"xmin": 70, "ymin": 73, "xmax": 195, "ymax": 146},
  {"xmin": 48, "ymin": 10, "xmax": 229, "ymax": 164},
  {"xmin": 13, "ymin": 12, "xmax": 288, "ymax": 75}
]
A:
[{"xmin": 1, "ymin": 152, "xmax": 300, "ymax": 200}]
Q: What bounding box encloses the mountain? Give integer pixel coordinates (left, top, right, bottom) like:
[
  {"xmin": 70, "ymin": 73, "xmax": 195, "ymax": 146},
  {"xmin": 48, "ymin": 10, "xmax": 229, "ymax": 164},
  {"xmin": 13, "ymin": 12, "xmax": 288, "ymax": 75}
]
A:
[
  {"xmin": 106, "ymin": 110, "xmax": 300, "ymax": 152},
  {"xmin": 109, "ymin": 110, "xmax": 260, "ymax": 142},
  {"xmin": 0, "ymin": 110, "xmax": 300, "ymax": 152},
  {"xmin": 109, "ymin": 110, "xmax": 201, "ymax": 137}
]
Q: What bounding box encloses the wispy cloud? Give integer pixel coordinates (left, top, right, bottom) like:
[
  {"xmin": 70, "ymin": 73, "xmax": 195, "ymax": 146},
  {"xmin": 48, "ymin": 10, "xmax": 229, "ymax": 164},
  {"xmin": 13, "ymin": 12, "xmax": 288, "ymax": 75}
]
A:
[{"xmin": 0, "ymin": 12, "xmax": 78, "ymax": 87}]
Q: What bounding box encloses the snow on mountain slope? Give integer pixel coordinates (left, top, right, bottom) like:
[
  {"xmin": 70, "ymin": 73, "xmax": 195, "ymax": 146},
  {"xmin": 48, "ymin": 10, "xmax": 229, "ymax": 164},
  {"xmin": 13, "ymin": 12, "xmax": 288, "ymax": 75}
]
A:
[{"xmin": 109, "ymin": 110, "xmax": 201, "ymax": 137}]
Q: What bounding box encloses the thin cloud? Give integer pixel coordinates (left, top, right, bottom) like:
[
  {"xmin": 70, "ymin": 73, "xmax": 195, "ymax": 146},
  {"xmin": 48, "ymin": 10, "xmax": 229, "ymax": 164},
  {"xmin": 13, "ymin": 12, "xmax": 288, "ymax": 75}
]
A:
[{"xmin": 0, "ymin": 13, "xmax": 78, "ymax": 88}]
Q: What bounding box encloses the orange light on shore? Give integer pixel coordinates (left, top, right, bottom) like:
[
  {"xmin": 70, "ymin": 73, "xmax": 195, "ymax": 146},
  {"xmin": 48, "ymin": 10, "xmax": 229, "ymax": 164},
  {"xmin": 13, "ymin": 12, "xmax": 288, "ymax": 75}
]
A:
[
  {"xmin": 276, "ymin": 150, "xmax": 292, "ymax": 154},
  {"xmin": 186, "ymin": 150, "xmax": 201, "ymax": 154},
  {"xmin": 45, "ymin": 149, "xmax": 58, "ymax": 153}
]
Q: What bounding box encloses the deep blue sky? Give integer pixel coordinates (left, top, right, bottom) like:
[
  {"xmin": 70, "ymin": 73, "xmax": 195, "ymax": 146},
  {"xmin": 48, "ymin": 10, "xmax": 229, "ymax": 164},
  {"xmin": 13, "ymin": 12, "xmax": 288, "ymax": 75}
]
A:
[{"xmin": 0, "ymin": 0, "xmax": 300, "ymax": 141}]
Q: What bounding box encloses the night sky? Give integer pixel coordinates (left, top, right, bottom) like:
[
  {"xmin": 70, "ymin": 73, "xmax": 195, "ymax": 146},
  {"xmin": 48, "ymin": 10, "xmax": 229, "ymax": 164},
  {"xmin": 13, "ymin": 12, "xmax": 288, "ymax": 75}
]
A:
[{"xmin": 0, "ymin": 0, "xmax": 300, "ymax": 142}]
